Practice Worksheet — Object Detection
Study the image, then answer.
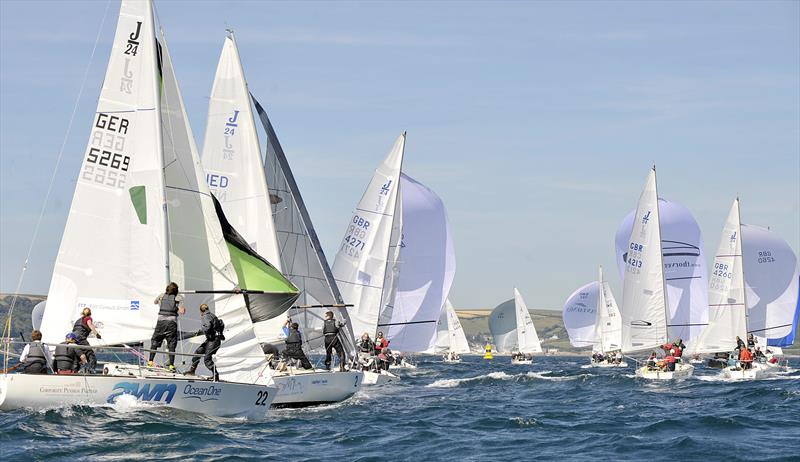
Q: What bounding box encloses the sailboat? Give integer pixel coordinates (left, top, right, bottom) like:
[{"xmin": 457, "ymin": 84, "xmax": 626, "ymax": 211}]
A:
[
  {"xmin": 563, "ymin": 268, "xmax": 627, "ymax": 367},
  {"xmin": 427, "ymin": 299, "xmax": 471, "ymax": 363},
  {"xmin": 332, "ymin": 134, "xmax": 406, "ymax": 385},
  {"xmin": 377, "ymin": 173, "xmax": 456, "ymax": 369},
  {"xmin": 621, "ymin": 168, "xmax": 694, "ymax": 380},
  {"xmin": 690, "ymin": 199, "xmax": 797, "ymax": 379},
  {"xmin": 489, "ymin": 289, "xmax": 542, "ymax": 364},
  {"xmin": 200, "ymin": 32, "xmax": 363, "ymax": 405},
  {"xmin": 1, "ymin": 0, "xmax": 279, "ymax": 417},
  {"xmin": 615, "ymin": 198, "xmax": 709, "ymax": 346}
]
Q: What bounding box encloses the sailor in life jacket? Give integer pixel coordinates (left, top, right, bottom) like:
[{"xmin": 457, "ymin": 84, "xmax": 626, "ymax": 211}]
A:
[
  {"xmin": 19, "ymin": 329, "xmax": 53, "ymax": 374},
  {"xmin": 281, "ymin": 320, "xmax": 313, "ymax": 370},
  {"xmin": 186, "ymin": 304, "xmax": 225, "ymax": 380},
  {"xmin": 148, "ymin": 282, "xmax": 186, "ymax": 371},
  {"xmin": 71, "ymin": 307, "xmax": 101, "ymax": 372},
  {"xmin": 322, "ymin": 310, "xmax": 347, "ymax": 371},
  {"xmin": 53, "ymin": 333, "xmax": 87, "ymax": 374}
]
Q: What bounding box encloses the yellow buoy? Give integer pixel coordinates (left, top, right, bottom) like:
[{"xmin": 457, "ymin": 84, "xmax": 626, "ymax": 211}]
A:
[{"xmin": 483, "ymin": 343, "xmax": 493, "ymax": 360}]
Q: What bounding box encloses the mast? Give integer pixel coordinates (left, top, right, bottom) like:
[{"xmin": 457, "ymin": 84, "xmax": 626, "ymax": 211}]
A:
[
  {"xmin": 152, "ymin": 7, "xmax": 170, "ymax": 286},
  {"xmin": 736, "ymin": 198, "xmax": 750, "ymax": 335},
  {"xmin": 597, "ymin": 266, "xmax": 605, "ymax": 353}
]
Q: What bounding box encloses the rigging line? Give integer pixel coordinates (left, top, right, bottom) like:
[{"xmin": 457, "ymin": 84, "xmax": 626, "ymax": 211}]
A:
[{"xmin": 2, "ymin": 0, "xmax": 113, "ymax": 370}]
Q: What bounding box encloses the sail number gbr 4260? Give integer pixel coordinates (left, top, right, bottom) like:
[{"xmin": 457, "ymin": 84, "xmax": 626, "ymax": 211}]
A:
[{"xmin": 81, "ymin": 113, "xmax": 132, "ymax": 189}]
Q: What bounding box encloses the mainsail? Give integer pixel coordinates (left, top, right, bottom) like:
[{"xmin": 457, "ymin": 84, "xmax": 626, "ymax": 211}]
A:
[
  {"xmin": 332, "ymin": 134, "xmax": 405, "ymax": 339},
  {"xmin": 562, "ymin": 281, "xmax": 600, "ymax": 348},
  {"xmin": 489, "ymin": 298, "xmax": 517, "ymax": 353},
  {"xmin": 621, "ymin": 168, "xmax": 669, "ymax": 354},
  {"xmin": 598, "ymin": 267, "xmax": 622, "ymax": 353},
  {"xmin": 40, "ymin": 0, "xmax": 274, "ymax": 383},
  {"xmin": 514, "ymin": 288, "xmax": 542, "ymax": 354},
  {"xmin": 615, "ymin": 198, "xmax": 708, "ymax": 342},
  {"xmin": 689, "ymin": 199, "xmax": 747, "ymax": 354},
  {"xmin": 381, "ymin": 173, "xmax": 456, "ymax": 352},
  {"xmin": 445, "ymin": 300, "xmax": 471, "ymax": 354}
]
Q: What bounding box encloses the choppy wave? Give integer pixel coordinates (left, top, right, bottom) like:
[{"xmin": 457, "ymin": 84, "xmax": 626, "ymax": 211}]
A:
[{"xmin": 2, "ymin": 356, "xmax": 798, "ymax": 462}]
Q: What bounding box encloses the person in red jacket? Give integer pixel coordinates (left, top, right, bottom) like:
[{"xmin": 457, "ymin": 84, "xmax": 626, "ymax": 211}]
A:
[
  {"xmin": 661, "ymin": 351, "xmax": 677, "ymax": 372},
  {"xmin": 739, "ymin": 347, "xmax": 753, "ymax": 370},
  {"xmin": 374, "ymin": 332, "xmax": 390, "ymax": 370}
]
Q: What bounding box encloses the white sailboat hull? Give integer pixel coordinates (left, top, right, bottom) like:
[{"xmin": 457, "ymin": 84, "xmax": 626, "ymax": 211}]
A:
[
  {"xmin": 270, "ymin": 370, "xmax": 362, "ymax": 407},
  {"xmin": 443, "ymin": 358, "xmax": 462, "ymax": 364},
  {"xmin": 0, "ymin": 373, "xmax": 275, "ymax": 418},
  {"xmin": 721, "ymin": 362, "xmax": 777, "ymax": 380},
  {"xmin": 511, "ymin": 359, "xmax": 533, "ymax": 365},
  {"xmin": 635, "ymin": 363, "xmax": 694, "ymax": 380},
  {"xmin": 361, "ymin": 370, "xmax": 400, "ymax": 386},
  {"xmin": 389, "ymin": 361, "xmax": 417, "ymax": 370},
  {"xmin": 591, "ymin": 360, "xmax": 629, "ymax": 368}
]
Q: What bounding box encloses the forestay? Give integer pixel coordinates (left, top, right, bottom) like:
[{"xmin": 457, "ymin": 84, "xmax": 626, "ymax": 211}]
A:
[
  {"xmin": 621, "ymin": 168, "xmax": 669, "ymax": 354},
  {"xmin": 562, "ymin": 281, "xmax": 599, "ymax": 348},
  {"xmin": 616, "ymin": 198, "xmax": 708, "ymax": 342},
  {"xmin": 382, "ymin": 174, "xmax": 456, "ymax": 352},
  {"xmin": 332, "ymin": 135, "xmax": 405, "ymax": 339},
  {"xmin": 515, "ymin": 288, "xmax": 542, "ymax": 354},
  {"xmin": 690, "ymin": 199, "xmax": 747, "ymax": 354},
  {"xmin": 741, "ymin": 224, "xmax": 799, "ymax": 342}
]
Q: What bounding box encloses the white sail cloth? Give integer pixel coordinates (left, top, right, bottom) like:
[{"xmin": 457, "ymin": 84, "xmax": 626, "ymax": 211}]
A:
[
  {"xmin": 598, "ymin": 272, "xmax": 623, "ymax": 353},
  {"xmin": 616, "ymin": 198, "xmax": 708, "ymax": 343},
  {"xmin": 562, "ymin": 282, "xmax": 599, "ymax": 348},
  {"xmin": 689, "ymin": 199, "xmax": 747, "ymax": 354},
  {"xmin": 382, "ymin": 174, "xmax": 455, "ymax": 352},
  {"xmin": 621, "ymin": 168, "xmax": 669, "ymax": 354},
  {"xmin": 426, "ymin": 299, "xmax": 470, "ymax": 354},
  {"xmin": 515, "ymin": 289, "xmax": 542, "ymax": 353},
  {"xmin": 42, "ymin": 1, "xmax": 271, "ymax": 384},
  {"xmin": 741, "ymin": 224, "xmax": 799, "ymax": 341},
  {"xmin": 489, "ymin": 289, "xmax": 541, "ymax": 353},
  {"xmin": 332, "ymin": 135, "xmax": 405, "ymax": 339}
]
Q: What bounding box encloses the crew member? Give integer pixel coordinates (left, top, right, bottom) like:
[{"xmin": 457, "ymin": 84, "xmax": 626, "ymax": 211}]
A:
[
  {"xmin": 19, "ymin": 329, "xmax": 52, "ymax": 374},
  {"xmin": 53, "ymin": 333, "xmax": 87, "ymax": 374},
  {"xmin": 322, "ymin": 311, "xmax": 346, "ymax": 372},
  {"xmin": 661, "ymin": 349, "xmax": 677, "ymax": 372},
  {"xmin": 357, "ymin": 332, "xmax": 375, "ymax": 371},
  {"xmin": 739, "ymin": 347, "xmax": 753, "ymax": 370},
  {"xmin": 735, "ymin": 336, "xmax": 746, "ymax": 352},
  {"xmin": 148, "ymin": 282, "xmax": 186, "ymax": 371},
  {"xmin": 283, "ymin": 322, "xmax": 313, "ymax": 370},
  {"xmin": 374, "ymin": 332, "xmax": 390, "ymax": 371},
  {"xmin": 645, "ymin": 351, "xmax": 659, "ymax": 369},
  {"xmin": 185, "ymin": 304, "xmax": 224, "ymax": 381},
  {"xmin": 71, "ymin": 307, "xmax": 101, "ymax": 372}
]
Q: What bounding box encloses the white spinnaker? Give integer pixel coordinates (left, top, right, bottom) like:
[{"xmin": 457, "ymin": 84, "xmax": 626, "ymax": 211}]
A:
[
  {"xmin": 621, "ymin": 168, "xmax": 669, "ymax": 354},
  {"xmin": 562, "ymin": 281, "xmax": 599, "ymax": 348},
  {"xmin": 489, "ymin": 298, "xmax": 517, "ymax": 353},
  {"xmin": 332, "ymin": 134, "xmax": 405, "ymax": 339},
  {"xmin": 598, "ymin": 267, "xmax": 622, "ymax": 353},
  {"xmin": 445, "ymin": 300, "xmax": 471, "ymax": 354},
  {"xmin": 384, "ymin": 174, "xmax": 456, "ymax": 352},
  {"xmin": 742, "ymin": 224, "xmax": 799, "ymax": 341},
  {"xmin": 690, "ymin": 199, "xmax": 747, "ymax": 354},
  {"xmin": 41, "ymin": 0, "xmax": 165, "ymax": 346},
  {"xmin": 514, "ymin": 288, "xmax": 542, "ymax": 354},
  {"xmin": 200, "ymin": 33, "xmax": 280, "ymax": 267},
  {"xmin": 615, "ymin": 198, "xmax": 708, "ymax": 342},
  {"xmin": 157, "ymin": 29, "xmax": 268, "ymax": 383}
]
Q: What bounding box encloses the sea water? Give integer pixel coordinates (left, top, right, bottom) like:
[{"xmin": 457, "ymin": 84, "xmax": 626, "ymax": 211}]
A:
[{"xmin": 1, "ymin": 355, "xmax": 798, "ymax": 461}]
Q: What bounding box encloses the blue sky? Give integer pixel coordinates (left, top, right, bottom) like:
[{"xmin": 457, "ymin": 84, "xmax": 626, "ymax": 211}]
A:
[{"xmin": 1, "ymin": 1, "xmax": 798, "ymax": 311}]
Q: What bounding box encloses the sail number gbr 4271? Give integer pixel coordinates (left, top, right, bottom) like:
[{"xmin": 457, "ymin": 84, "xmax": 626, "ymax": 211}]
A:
[{"xmin": 81, "ymin": 113, "xmax": 132, "ymax": 189}]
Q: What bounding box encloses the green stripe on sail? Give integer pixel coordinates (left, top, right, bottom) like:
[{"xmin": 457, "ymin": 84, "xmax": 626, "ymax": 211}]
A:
[
  {"xmin": 227, "ymin": 242, "xmax": 298, "ymax": 294},
  {"xmin": 129, "ymin": 186, "xmax": 147, "ymax": 224}
]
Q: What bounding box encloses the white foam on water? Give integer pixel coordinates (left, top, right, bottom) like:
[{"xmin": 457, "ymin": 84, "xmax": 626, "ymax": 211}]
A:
[
  {"xmin": 111, "ymin": 393, "xmax": 146, "ymax": 412},
  {"xmin": 426, "ymin": 371, "xmax": 514, "ymax": 388}
]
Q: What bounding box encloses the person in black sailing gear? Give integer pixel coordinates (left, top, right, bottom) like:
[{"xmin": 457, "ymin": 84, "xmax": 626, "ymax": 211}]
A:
[
  {"xmin": 735, "ymin": 335, "xmax": 746, "ymax": 353},
  {"xmin": 282, "ymin": 322, "xmax": 313, "ymax": 370},
  {"xmin": 323, "ymin": 311, "xmax": 346, "ymax": 372},
  {"xmin": 53, "ymin": 333, "xmax": 87, "ymax": 374},
  {"xmin": 185, "ymin": 304, "xmax": 225, "ymax": 381},
  {"xmin": 71, "ymin": 307, "xmax": 101, "ymax": 373},
  {"xmin": 19, "ymin": 329, "xmax": 53, "ymax": 374},
  {"xmin": 148, "ymin": 282, "xmax": 186, "ymax": 371}
]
